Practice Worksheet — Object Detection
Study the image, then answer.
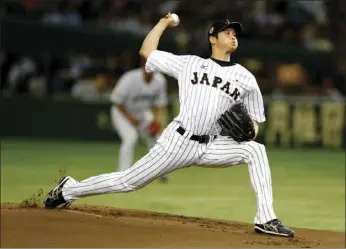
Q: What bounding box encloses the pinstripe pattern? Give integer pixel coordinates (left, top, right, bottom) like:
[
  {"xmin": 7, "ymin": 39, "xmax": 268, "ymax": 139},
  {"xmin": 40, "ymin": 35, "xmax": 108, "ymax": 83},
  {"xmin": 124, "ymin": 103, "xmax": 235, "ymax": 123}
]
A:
[
  {"xmin": 196, "ymin": 136, "xmax": 276, "ymax": 224},
  {"xmin": 61, "ymin": 50, "xmax": 277, "ymax": 225},
  {"xmin": 145, "ymin": 51, "xmax": 265, "ymax": 135},
  {"xmin": 63, "ymin": 122, "xmax": 201, "ymax": 198}
]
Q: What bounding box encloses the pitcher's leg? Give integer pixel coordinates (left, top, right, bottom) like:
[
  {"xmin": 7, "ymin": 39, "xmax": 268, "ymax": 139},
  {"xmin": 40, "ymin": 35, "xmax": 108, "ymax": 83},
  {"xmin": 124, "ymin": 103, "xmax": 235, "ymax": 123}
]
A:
[
  {"xmin": 61, "ymin": 128, "xmax": 201, "ymax": 201},
  {"xmin": 244, "ymin": 142, "xmax": 276, "ymax": 224},
  {"xmin": 62, "ymin": 143, "xmax": 170, "ymax": 201},
  {"xmin": 143, "ymin": 133, "xmax": 169, "ymax": 182},
  {"xmin": 197, "ymin": 137, "xmax": 276, "ymax": 224},
  {"xmin": 138, "ymin": 120, "xmax": 169, "ymax": 182}
]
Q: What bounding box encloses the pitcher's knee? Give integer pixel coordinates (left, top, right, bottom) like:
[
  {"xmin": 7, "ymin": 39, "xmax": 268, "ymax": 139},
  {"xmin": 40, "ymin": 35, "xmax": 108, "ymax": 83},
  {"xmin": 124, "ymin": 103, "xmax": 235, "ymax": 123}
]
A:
[
  {"xmin": 122, "ymin": 179, "xmax": 145, "ymax": 192},
  {"xmin": 255, "ymin": 142, "xmax": 266, "ymax": 152},
  {"xmin": 244, "ymin": 141, "xmax": 267, "ymax": 161},
  {"xmin": 117, "ymin": 169, "xmax": 148, "ymax": 192},
  {"xmin": 107, "ymin": 170, "xmax": 142, "ymax": 192}
]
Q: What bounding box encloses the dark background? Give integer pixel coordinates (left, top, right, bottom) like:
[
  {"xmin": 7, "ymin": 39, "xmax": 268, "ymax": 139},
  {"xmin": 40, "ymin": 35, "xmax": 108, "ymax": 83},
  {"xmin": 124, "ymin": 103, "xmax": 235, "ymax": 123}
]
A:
[{"xmin": 1, "ymin": 0, "xmax": 345, "ymax": 148}]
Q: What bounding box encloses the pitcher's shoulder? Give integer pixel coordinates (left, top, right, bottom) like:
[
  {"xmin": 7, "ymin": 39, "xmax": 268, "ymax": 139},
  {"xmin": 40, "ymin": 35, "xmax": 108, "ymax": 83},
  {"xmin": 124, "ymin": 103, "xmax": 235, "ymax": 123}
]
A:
[
  {"xmin": 234, "ymin": 64, "xmax": 255, "ymax": 76},
  {"xmin": 186, "ymin": 55, "xmax": 210, "ymax": 63},
  {"xmin": 233, "ymin": 64, "xmax": 257, "ymax": 82}
]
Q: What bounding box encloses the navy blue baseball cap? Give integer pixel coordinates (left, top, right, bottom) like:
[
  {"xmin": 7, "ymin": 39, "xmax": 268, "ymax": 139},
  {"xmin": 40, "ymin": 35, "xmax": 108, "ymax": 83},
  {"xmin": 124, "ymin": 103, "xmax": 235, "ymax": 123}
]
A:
[{"xmin": 208, "ymin": 19, "xmax": 243, "ymax": 37}]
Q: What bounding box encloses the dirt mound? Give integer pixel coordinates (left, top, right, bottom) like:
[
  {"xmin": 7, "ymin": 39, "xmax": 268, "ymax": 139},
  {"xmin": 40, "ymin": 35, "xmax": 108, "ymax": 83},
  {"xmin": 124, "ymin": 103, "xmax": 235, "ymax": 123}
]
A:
[{"xmin": 1, "ymin": 204, "xmax": 344, "ymax": 248}]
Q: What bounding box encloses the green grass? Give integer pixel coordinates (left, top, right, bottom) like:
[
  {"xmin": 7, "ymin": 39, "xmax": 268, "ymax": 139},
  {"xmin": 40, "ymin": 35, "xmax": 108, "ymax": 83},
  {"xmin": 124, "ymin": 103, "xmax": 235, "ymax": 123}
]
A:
[{"xmin": 1, "ymin": 139, "xmax": 345, "ymax": 232}]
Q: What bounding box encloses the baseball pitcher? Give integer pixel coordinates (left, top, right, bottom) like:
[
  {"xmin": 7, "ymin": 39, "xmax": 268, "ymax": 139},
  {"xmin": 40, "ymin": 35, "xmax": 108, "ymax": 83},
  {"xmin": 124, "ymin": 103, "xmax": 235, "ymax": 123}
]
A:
[{"xmin": 44, "ymin": 13, "xmax": 295, "ymax": 237}]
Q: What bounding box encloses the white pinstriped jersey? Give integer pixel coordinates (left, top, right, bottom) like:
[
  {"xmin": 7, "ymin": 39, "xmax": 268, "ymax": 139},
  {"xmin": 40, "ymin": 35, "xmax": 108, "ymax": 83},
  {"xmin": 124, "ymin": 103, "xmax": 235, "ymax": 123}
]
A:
[
  {"xmin": 145, "ymin": 50, "xmax": 265, "ymax": 135},
  {"xmin": 62, "ymin": 53, "xmax": 277, "ymax": 227},
  {"xmin": 110, "ymin": 68, "xmax": 167, "ymax": 119}
]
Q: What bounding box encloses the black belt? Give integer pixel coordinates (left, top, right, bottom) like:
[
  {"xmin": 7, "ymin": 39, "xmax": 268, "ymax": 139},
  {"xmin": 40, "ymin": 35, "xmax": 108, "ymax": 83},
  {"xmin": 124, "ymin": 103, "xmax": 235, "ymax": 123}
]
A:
[{"xmin": 176, "ymin": 126, "xmax": 216, "ymax": 144}]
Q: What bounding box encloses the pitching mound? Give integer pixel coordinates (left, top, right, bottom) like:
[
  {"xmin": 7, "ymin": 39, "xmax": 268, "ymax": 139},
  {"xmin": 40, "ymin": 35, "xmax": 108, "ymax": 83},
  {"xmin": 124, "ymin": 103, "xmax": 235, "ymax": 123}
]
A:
[{"xmin": 1, "ymin": 204, "xmax": 344, "ymax": 248}]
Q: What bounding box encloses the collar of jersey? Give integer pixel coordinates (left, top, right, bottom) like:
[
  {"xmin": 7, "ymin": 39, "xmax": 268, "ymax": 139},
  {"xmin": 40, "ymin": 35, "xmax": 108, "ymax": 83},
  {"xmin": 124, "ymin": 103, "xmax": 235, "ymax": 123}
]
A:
[{"xmin": 210, "ymin": 57, "xmax": 236, "ymax": 67}]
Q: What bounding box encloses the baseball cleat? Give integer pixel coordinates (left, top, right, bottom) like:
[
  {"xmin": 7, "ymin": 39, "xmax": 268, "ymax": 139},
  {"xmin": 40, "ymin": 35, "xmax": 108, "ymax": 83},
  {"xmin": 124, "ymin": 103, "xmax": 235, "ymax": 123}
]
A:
[
  {"xmin": 254, "ymin": 219, "xmax": 295, "ymax": 237},
  {"xmin": 44, "ymin": 176, "xmax": 73, "ymax": 209}
]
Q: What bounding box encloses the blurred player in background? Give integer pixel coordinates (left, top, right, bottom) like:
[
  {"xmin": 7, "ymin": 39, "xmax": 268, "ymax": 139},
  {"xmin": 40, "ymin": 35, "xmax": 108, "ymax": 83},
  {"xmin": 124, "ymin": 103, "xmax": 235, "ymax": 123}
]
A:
[{"xmin": 109, "ymin": 58, "xmax": 169, "ymax": 182}]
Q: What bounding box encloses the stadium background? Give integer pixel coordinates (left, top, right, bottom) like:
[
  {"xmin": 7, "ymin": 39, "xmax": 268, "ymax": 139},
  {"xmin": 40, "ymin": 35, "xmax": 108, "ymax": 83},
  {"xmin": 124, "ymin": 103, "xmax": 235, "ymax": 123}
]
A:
[{"xmin": 1, "ymin": 0, "xmax": 345, "ymax": 244}]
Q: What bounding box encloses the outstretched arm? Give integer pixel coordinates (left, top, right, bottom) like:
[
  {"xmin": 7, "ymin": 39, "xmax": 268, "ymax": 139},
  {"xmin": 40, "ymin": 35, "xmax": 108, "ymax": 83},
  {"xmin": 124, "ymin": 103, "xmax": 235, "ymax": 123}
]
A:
[{"xmin": 139, "ymin": 13, "xmax": 177, "ymax": 60}]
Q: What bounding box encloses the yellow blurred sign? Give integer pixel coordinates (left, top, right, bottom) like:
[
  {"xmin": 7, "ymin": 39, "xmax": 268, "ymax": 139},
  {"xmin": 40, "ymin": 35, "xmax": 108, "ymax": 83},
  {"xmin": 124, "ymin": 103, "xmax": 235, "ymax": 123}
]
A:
[
  {"xmin": 292, "ymin": 104, "xmax": 319, "ymax": 146},
  {"xmin": 321, "ymin": 103, "xmax": 345, "ymax": 148},
  {"xmin": 265, "ymin": 102, "xmax": 291, "ymax": 147}
]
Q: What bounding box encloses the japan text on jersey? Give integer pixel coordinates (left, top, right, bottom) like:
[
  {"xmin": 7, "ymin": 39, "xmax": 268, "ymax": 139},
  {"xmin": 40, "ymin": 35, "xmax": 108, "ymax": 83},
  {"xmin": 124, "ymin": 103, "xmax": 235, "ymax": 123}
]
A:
[{"xmin": 145, "ymin": 50, "xmax": 265, "ymax": 135}]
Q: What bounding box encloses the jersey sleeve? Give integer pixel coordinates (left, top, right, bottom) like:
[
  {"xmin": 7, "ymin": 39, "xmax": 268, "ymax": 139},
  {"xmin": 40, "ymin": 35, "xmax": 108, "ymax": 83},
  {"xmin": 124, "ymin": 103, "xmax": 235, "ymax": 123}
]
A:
[
  {"xmin": 153, "ymin": 75, "xmax": 168, "ymax": 107},
  {"xmin": 243, "ymin": 78, "xmax": 266, "ymax": 123},
  {"xmin": 109, "ymin": 74, "xmax": 130, "ymax": 105},
  {"xmin": 145, "ymin": 50, "xmax": 189, "ymax": 79}
]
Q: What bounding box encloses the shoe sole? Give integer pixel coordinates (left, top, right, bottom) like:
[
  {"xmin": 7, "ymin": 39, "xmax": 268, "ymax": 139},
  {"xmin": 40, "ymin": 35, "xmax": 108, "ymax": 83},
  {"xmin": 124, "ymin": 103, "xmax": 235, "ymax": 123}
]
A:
[
  {"xmin": 254, "ymin": 226, "xmax": 295, "ymax": 237},
  {"xmin": 44, "ymin": 176, "xmax": 72, "ymax": 209}
]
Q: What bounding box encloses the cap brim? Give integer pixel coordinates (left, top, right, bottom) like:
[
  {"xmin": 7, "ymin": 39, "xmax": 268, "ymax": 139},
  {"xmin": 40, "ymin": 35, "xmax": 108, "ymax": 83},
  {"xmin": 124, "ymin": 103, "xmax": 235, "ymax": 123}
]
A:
[{"xmin": 218, "ymin": 22, "xmax": 243, "ymax": 36}]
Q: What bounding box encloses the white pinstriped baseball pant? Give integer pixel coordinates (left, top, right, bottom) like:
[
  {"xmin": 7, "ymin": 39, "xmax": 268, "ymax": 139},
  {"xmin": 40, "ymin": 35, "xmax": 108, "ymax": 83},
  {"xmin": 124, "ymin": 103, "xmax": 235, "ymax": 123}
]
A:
[{"xmin": 62, "ymin": 121, "xmax": 277, "ymax": 224}]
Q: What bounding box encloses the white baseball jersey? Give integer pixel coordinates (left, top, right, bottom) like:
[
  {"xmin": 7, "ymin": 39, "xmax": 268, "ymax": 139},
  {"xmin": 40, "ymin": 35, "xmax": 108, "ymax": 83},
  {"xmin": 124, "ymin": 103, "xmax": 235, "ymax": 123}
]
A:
[
  {"xmin": 145, "ymin": 50, "xmax": 265, "ymax": 135},
  {"xmin": 110, "ymin": 68, "xmax": 168, "ymax": 120},
  {"xmin": 62, "ymin": 50, "xmax": 277, "ymax": 225}
]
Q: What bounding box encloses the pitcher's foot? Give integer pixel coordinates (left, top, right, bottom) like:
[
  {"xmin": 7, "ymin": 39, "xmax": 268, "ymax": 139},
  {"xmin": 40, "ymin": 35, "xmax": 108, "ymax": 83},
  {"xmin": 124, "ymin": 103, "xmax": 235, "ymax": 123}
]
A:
[
  {"xmin": 44, "ymin": 176, "xmax": 73, "ymax": 209},
  {"xmin": 255, "ymin": 219, "xmax": 295, "ymax": 237}
]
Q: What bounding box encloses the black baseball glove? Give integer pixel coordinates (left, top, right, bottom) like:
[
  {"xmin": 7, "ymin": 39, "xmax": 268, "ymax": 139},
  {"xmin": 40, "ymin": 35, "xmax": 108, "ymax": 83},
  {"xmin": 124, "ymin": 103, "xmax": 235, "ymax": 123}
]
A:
[{"xmin": 217, "ymin": 102, "xmax": 256, "ymax": 143}]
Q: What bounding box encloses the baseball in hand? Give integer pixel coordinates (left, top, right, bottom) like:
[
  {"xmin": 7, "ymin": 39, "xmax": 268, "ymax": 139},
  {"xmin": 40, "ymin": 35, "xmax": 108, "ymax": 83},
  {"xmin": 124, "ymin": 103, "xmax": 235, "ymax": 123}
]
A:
[{"xmin": 170, "ymin": 13, "xmax": 180, "ymax": 26}]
